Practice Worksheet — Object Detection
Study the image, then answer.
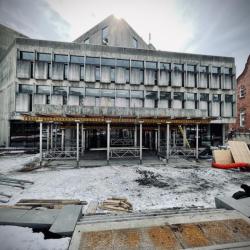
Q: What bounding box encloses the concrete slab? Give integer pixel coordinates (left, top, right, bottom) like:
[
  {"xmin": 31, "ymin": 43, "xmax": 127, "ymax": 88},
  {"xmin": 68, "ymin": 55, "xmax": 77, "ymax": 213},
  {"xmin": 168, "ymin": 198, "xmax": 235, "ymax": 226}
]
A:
[
  {"xmin": 49, "ymin": 205, "xmax": 82, "ymax": 236},
  {"xmin": 215, "ymin": 196, "xmax": 250, "ymax": 217}
]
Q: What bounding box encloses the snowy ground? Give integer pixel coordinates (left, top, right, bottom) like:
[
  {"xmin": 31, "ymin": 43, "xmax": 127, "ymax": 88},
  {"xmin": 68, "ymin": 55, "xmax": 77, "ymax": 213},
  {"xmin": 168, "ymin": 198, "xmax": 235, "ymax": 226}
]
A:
[{"xmin": 0, "ymin": 154, "xmax": 250, "ymax": 249}]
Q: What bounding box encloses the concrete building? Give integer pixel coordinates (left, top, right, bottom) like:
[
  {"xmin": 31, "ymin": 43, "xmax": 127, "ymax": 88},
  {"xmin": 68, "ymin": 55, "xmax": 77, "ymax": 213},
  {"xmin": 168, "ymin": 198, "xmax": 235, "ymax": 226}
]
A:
[{"xmin": 0, "ymin": 15, "xmax": 236, "ymax": 163}]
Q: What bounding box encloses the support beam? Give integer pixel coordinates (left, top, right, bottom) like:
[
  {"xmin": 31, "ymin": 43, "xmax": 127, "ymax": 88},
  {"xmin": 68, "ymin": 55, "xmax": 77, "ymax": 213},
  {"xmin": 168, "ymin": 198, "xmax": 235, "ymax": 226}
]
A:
[
  {"xmin": 47, "ymin": 124, "xmax": 50, "ymax": 152},
  {"xmin": 134, "ymin": 125, "xmax": 137, "ymax": 147},
  {"xmin": 166, "ymin": 123, "xmax": 170, "ymax": 163},
  {"xmin": 196, "ymin": 124, "xmax": 199, "ymax": 161},
  {"xmin": 157, "ymin": 124, "xmax": 161, "ymax": 155},
  {"xmin": 76, "ymin": 122, "xmax": 79, "ymax": 168},
  {"xmin": 50, "ymin": 123, "xmax": 53, "ymax": 151},
  {"xmin": 139, "ymin": 121, "xmax": 143, "ymax": 164},
  {"xmin": 81, "ymin": 124, "xmax": 85, "ymax": 156},
  {"xmin": 106, "ymin": 121, "xmax": 111, "ymax": 165},
  {"xmin": 183, "ymin": 126, "xmax": 186, "ymax": 147},
  {"xmin": 39, "ymin": 122, "xmax": 43, "ymax": 166},
  {"xmin": 61, "ymin": 129, "xmax": 65, "ymax": 151}
]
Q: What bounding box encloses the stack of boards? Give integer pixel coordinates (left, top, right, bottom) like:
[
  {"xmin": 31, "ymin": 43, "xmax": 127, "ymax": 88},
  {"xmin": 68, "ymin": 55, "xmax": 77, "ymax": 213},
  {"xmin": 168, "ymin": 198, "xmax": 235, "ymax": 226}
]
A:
[{"xmin": 212, "ymin": 141, "xmax": 250, "ymax": 169}]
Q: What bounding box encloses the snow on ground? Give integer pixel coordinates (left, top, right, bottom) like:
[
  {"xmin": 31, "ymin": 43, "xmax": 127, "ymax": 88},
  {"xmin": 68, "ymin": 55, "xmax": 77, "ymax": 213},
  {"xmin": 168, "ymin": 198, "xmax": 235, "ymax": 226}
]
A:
[{"xmin": 0, "ymin": 154, "xmax": 250, "ymax": 249}]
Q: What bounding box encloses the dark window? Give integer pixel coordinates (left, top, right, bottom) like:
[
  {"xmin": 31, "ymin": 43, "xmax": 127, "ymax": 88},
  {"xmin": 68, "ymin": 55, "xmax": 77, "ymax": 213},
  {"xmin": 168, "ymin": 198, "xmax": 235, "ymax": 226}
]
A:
[
  {"xmin": 101, "ymin": 89, "xmax": 115, "ymax": 97},
  {"xmin": 212, "ymin": 66, "xmax": 220, "ymax": 74},
  {"xmin": 20, "ymin": 51, "xmax": 34, "ymax": 61},
  {"xmin": 84, "ymin": 38, "xmax": 89, "ymax": 44},
  {"xmin": 37, "ymin": 53, "xmax": 51, "ymax": 62},
  {"xmin": 145, "ymin": 91, "xmax": 158, "ymax": 100},
  {"xmin": 132, "ymin": 37, "xmax": 138, "ymax": 48},
  {"xmin": 131, "ymin": 90, "xmax": 143, "ymax": 99},
  {"xmin": 80, "ymin": 65, "xmax": 84, "ymax": 80},
  {"xmin": 160, "ymin": 63, "xmax": 170, "ymax": 70},
  {"xmin": 225, "ymin": 94, "xmax": 233, "ymax": 102},
  {"xmin": 46, "ymin": 95, "xmax": 50, "ymax": 104},
  {"xmin": 186, "ymin": 93, "xmax": 196, "ymax": 101},
  {"xmin": 213, "ymin": 94, "xmax": 221, "ymax": 102},
  {"xmin": 131, "ymin": 60, "xmax": 144, "ymax": 68},
  {"xmin": 116, "ymin": 90, "xmax": 130, "ymax": 98},
  {"xmin": 30, "ymin": 62, "xmax": 33, "ymax": 78},
  {"xmin": 70, "ymin": 55, "xmax": 84, "ymax": 64},
  {"xmin": 37, "ymin": 85, "xmax": 50, "ymax": 94},
  {"xmin": 139, "ymin": 69, "xmax": 144, "ymax": 84},
  {"xmin": 48, "ymin": 63, "xmax": 52, "ymax": 79},
  {"xmin": 28, "ymin": 94, "xmax": 32, "ymax": 111},
  {"xmin": 116, "ymin": 59, "xmax": 130, "ymax": 68},
  {"xmin": 63, "ymin": 95, "xmax": 67, "ymax": 105},
  {"xmin": 95, "ymin": 66, "xmax": 100, "ymax": 81},
  {"xmin": 187, "ymin": 65, "xmax": 196, "ymax": 72},
  {"xmin": 224, "ymin": 67, "xmax": 232, "ymax": 75},
  {"xmin": 86, "ymin": 88, "xmax": 100, "ymax": 97},
  {"xmin": 69, "ymin": 87, "xmax": 84, "ymax": 96},
  {"xmin": 200, "ymin": 93, "xmax": 209, "ymax": 101},
  {"xmin": 160, "ymin": 91, "xmax": 171, "ymax": 100},
  {"xmin": 111, "ymin": 67, "xmax": 115, "ymax": 82},
  {"xmin": 53, "ymin": 86, "xmax": 67, "ymax": 96},
  {"xmin": 146, "ymin": 61, "xmax": 157, "ymax": 69},
  {"xmin": 85, "ymin": 56, "xmax": 100, "ymax": 66},
  {"xmin": 125, "ymin": 69, "xmax": 130, "ymax": 83},
  {"xmin": 64, "ymin": 64, "xmax": 68, "ymax": 80},
  {"xmin": 173, "ymin": 92, "xmax": 184, "ymax": 100},
  {"xmin": 102, "ymin": 26, "xmax": 109, "ymax": 45},
  {"xmin": 174, "ymin": 64, "xmax": 183, "ymax": 71},
  {"xmin": 19, "ymin": 84, "xmax": 33, "ymax": 94},
  {"xmin": 101, "ymin": 58, "xmax": 116, "ymax": 67},
  {"xmin": 54, "ymin": 54, "xmax": 68, "ymax": 63},
  {"xmin": 200, "ymin": 66, "xmax": 208, "ymax": 73}
]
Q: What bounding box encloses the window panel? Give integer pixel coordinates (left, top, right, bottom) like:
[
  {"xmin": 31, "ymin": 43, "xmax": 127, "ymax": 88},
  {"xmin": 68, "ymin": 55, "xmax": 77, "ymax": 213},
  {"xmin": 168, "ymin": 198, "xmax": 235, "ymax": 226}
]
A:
[
  {"xmin": 131, "ymin": 90, "xmax": 143, "ymax": 99},
  {"xmin": 225, "ymin": 94, "xmax": 233, "ymax": 102},
  {"xmin": 160, "ymin": 63, "xmax": 170, "ymax": 70},
  {"xmin": 84, "ymin": 38, "xmax": 89, "ymax": 44},
  {"xmin": 85, "ymin": 56, "xmax": 100, "ymax": 66},
  {"xmin": 145, "ymin": 91, "xmax": 158, "ymax": 100},
  {"xmin": 69, "ymin": 87, "xmax": 85, "ymax": 96},
  {"xmin": 54, "ymin": 54, "xmax": 68, "ymax": 63},
  {"xmin": 160, "ymin": 91, "xmax": 171, "ymax": 100},
  {"xmin": 186, "ymin": 93, "xmax": 196, "ymax": 100},
  {"xmin": 213, "ymin": 94, "xmax": 221, "ymax": 102},
  {"xmin": 70, "ymin": 55, "xmax": 84, "ymax": 64},
  {"xmin": 101, "ymin": 58, "xmax": 116, "ymax": 67},
  {"xmin": 37, "ymin": 85, "xmax": 50, "ymax": 94},
  {"xmin": 212, "ymin": 66, "xmax": 220, "ymax": 74},
  {"xmin": 131, "ymin": 60, "xmax": 144, "ymax": 68},
  {"xmin": 19, "ymin": 84, "xmax": 33, "ymax": 93},
  {"xmin": 102, "ymin": 26, "xmax": 108, "ymax": 43},
  {"xmin": 101, "ymin": 89, "xmax": 115, "ymax": 97},
  {"xmin": 116, "ymin": 90, "xmax": 130, "ymax": 98},
  {"xmin": 53, "ymin": 86, "xmax": 67, "ymax": 96},
  {"xmin": 187, "ymin": 65, "xmax": 196, "ymax": 72},
  {"xmin": 116, "ymin": 59, "xmax": 130, "ymax": 68},
  {"xmin": 173, "ymin": 64, "xmax": 183, "ymax": 71},
  {"xmin": 86, "ymin": 88, "xmax": 100, "ymax": 97},
  {"xmin": 224, "ymin": 67, "xmax": 232, "ymax": 75},
  {"xmin": 200, "ymin": 93, "xmax": 209, "ymax": 101},
  {"xmin": 111, "ymin": 68, "xmax": 115, "ymax": 82},
  {"xmin": 173, "ymin": 92, "xmax": 184, "ymax": 100},
  {"xmin": 20, "ymin": 51, "xmax": 34, "ymax": 61},
  {"xmin": 37, "ymin": 53, "xmax": 51, "ymax": 62},
  {"xmin": 146, "ymin": 61, "xmax": 157, "ymax": 69},
  {"xmin": 132, "ymin": 37, "xmax": 138, "ymax": 48},
  {"xmin": 80, "ymin": 65, "xmax": 84, "ymax": 80},
  {"xmin": 95, "ymin": 67, "xmax": 100, "ymax": 81},
  {"xmin": 200, "ymin": 66, "xmax": 208, "ymax": 73}
]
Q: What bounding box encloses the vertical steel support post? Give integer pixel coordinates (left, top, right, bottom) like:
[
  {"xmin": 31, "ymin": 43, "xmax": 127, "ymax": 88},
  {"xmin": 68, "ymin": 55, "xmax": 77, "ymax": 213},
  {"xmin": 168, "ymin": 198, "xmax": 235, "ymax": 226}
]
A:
[
  {"xmin": 183, "ymin": 125, "xmax": 186, "ymax": 147},
  {"xmin": 166, "ymin": 122, "xmax": 170, "ymax": 163},
  {"xmin": 81, "ymin": 124, "xmax": 85, "ymax": 156},
  {"xmin": 76, "ymin": 121, "xmax": 79, "ymax": 168},
  {"xmin": 134, "ymin": 124, "xmax": 137, "ymax": 147},
  {"xmin": 47, "ymin": 124, "xmax": 50, "ymax": 152},
  {"xmin": 139, "ymin": 121, "xmax": 143, "ymax": 164},
  {"xmin": 61, "ymin": 128, "xmax": 65, "ymax": 151},
  {"xmin": 39, "ymin": 122, "xmax": 43, "ymax": 166},
  {"xmin": 157, "ymin": 124, "xmax": 161, "ymax": 155},
  {"xmin": 50, "ymin": 123, "xmax": 53, "ymax": 151},
  {"xmin": 196, "ymin": 124, "xmax": 199, "ymax": 161},
  {"xmin": 106, "ymin": 121, "xmax": 111, "ymax": 165}
]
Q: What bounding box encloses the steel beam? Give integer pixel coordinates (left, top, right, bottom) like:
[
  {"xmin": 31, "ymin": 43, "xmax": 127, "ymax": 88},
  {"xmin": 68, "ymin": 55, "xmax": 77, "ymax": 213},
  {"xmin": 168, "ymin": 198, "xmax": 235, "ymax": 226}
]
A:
[
  {"xmin": 39, "ymin": 122, "xmax": 43, "ymax": 166},
  {"xmin": 139, "ymin": 121, "xmax": 143, "ymax": 164},
  {"xmin": 196, "ymin": 124, "xmax": 199, "ymax": 160},
  {"xmin": 106, "ymin": 120, "xmax": 111, "ymax": 165}
]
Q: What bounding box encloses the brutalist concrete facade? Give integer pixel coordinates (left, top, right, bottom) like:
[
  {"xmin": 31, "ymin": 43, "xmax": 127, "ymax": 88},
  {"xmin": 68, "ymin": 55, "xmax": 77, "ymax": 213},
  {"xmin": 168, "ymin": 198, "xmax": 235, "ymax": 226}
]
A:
[{"xmin": 0, "ymin": 18, "xmax": 236, "ymax": 147}]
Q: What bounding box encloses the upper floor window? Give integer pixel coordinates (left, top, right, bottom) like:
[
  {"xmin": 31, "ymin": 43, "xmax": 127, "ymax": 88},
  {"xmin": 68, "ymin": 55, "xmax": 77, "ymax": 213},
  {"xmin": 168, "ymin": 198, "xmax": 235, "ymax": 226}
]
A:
[
  {"xmin": 224, "ymin": 67, "xmax": 232, "ymax": 75},
  {"xmin": 53, "ymin": 86, "xmax": 67, "ymax": 96},
  {"xmin": 212, "ymin": 66, "xmax": 220, "ymax": 74},
  {"xmin": 160, "ymin": 91, "xmax": 171, "ymax": 100},
  {"xmin": 20, "ymin": 51, "xmax": 34, "ymax": 61},
  {"xmin": 54, "ymin": 54, "xmax": 68, "ymax": 63},
  {"xmin": 173, "ymin": 92, "xmax": 184, "ymax": 100},
  {"xmin": 200, "ymin": 65, "xmax": 208, "ymax": 73},
  {"xmin": 131, "ymin": 90, "xmax": 143, "ymax": 99},
  {"xmin": 187, "ymin": 65, "xmax": 196, "ymax": 72},
  {"xmin": 116, "ymin": 59, "xmax": 130, "ymax": 68},
  {"xmin": 212, "ymin": 94, "xmax": 221, "ymax": 102},
  {"xmin": 70, "ymin": 55, "xmax": 84, "ymax": 64},
  {"xmin": 86, "ymin": 88, "xmax": 100, "ymax": 97},
  {"xmin": 173, "ymin": 64, "xmax": 183, "ymax": 72},
  {"xmin": 186, "ymin": 93, "xmax": 196, "ymax": 101},
  {"xmin": 102, "ymin": 26, "xmax": 109, "ymax": 45},
  {"xmin": 239, "ymin": 86, "xmax": 245, "ymax": 98},
  {"xmin": 84, "ymin": 38, "xmax": 89, "ymax": 44},
  {"xmin": 132, "ymin": 37, "xmax": 138, "ymax": 48},
  {"xmin": 131, "ymin": 60, "xmax": 143, "ymax": 69},
  {"xmin": 19, "ymin": 84, "xmax": 33, "ymax": 94},
  {"xmin": 225, "ymin": 94, "xmax": 233, "ymax": 103},
  {"xmin": 146, "ymin": 61, "xmax": 157, "ymax": 70},
  {"xmin": 240, "ymin": 110, "xmax": 246, "ymax": 127},
  {"xmin": 69, "ymin": 87, "xmax": 85, "ymax": 96},
  {"xmin": 200, "ymin": 93, "xmax": 209, "ymax": 102},
  {"xmin": 101, "ymin": 58, "xmax": 116, "ymax": 67},
  {"xmin": 145, "ymin": 91, "xmax": 158, "ymax": 100},
  {"xmin": 37, "ymin": 53, "xmax": 51, "ymax": 62},
  {"xmin": 160, "ymin": 63, "xmax": 170, "ymax": 70},
  {"xmin": 85, "ymin": 56, "xmax": 100, "ymax": 66},
  {"xmin": 37, "ymin": 85, "xmax": 50, "ymax": 95},
  {"xmin": 101, "ymin": 89, "xmax": 115, "ymax": 98},
  {"xmin": 116, "ymin": 89, "xmax": 130, "ymax": 98}
]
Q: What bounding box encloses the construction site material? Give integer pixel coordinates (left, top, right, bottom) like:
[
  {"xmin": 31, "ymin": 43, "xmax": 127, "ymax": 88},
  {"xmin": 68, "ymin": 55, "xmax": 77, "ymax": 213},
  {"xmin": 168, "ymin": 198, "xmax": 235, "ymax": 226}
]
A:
[
  {"xmin": 0, "ymin": 207, "xmax": 60, "ymax": 229},
  {"xmin": 228, "ymin": 140, "xmax": 250, "ymax": 163},
  {"xmin": 69, "ymin": 208, "xmax": 250, "ymax": 250},
  {"xmin": 0, "ymin": 176, "xmax": 34, "ymax": 184},
  {"xmin": 85, "ymin": 201, "xmax": 99, "ymax": 215},
  {"xmin": 49, "ymin": 205, "xmax": 82, "ymax": 236},
  {"xmin": 212, "ymin": 162, "xmax": 250, "ymax": 169},
  {"xmin": 0, "ymin": 192, "xmax": 12, "ymax": 198},
  {"xmin": 215, "ymin": 196, "xmax": 250, "ymax": 218},
  {"xmin": 16, "ymin": 199, "xmax": 87, "ymax": 209},
  {"xmin": 212, "ymin": 149, "xmax": 233, "ymax": 164},
  {"xmin": 100, "ymin": 197, "xmax": 133, "ymax": 212}
]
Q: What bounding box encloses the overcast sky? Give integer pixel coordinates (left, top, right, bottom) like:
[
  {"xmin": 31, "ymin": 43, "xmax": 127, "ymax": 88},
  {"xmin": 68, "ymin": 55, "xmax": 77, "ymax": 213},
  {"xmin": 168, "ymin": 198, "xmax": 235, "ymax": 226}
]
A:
[{"xmin": 0, "ymin": 0, "xmax": 249, "ymax": 75}]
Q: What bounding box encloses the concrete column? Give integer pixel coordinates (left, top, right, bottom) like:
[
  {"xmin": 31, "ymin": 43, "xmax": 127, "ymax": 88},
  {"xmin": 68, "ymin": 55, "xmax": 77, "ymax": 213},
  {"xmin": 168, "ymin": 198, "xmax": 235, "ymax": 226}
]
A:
[
  {"xmin": 81, "ymin": 124, "xmax": 85, "ymax": 156},
  {"xmin": 183, "ymin": 126, "xmax": 187, "ymax": 147},
  {"xmin": 139, "ymin": 121, "xmax": 143, "ymax": 164},
  {"xmin": 50, "ymin": 123, "xmax": 53, "ymax": 151},
  {"xmin": 47, "ymin": 124, "xmax": 50, "ymax": 152},
  {"xmin": 61, "ymin": 128, "xmax": 65, "ymax": 151},
  {"xmin": 39, "ymin": 122, "xmax": 43, "ymax": 166},
  {"xmin": 157, "ymin": 124, "xmax": 161, "ymax": 155},
  {"xmin": 106, "ymin": 121, "xmax": 111, "ymax": 165},
  {"xmin": 166, "ymin": 123, "xmax": 170, "ymax": 163},
  {"xmin": 54, "ymin": 124, "xmax": 58, "ymax": 150},
  {"xmin": 134, "ymin": 125, "xmax": 137, "ymax": 147},
  {"xmin": 149, "ymin": 131, "xmax": 152, "ymax": 150},
  {"xmin": 173, "ymin": 130, "xmax": 176, "ymax": 147},
  {"xmin": 196, "ymin": 124, "xmax": 199, "ymax": 160},
  {"xmin": 155, "ymin": 129, "xmax": 158, "ymax": 152},
  {"xmin": 76, "ymin": 122, "xmax": 79, "ymax": 168}
]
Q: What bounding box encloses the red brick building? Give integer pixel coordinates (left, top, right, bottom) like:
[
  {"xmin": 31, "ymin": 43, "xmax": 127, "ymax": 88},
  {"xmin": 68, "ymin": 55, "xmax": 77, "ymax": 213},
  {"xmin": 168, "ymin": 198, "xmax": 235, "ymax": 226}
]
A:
[{"xmin": 232, "ymin": 55, "xmax": 250, "ymax": 131}]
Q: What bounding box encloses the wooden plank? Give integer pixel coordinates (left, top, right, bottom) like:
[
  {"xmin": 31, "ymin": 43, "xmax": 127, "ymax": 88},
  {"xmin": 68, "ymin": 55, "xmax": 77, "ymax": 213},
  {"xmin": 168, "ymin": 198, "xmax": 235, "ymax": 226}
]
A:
[
  {"xmin": 49, "ymin": 205, "xmax": 82, "ymax": 236},
  {"xmin": 228, "ymin": 141, "xmax": 250, "ymax": 163},
  {"xmin": 17, "ymin": 199, "xmax": 85, "ymax": 204},
  {"xmin": 213, "ymin": 150, "xmax": 234, "ymax": 164},
  {"xmin": 85, "ymin": 201, "xmax": 99, "ymax": 215}
]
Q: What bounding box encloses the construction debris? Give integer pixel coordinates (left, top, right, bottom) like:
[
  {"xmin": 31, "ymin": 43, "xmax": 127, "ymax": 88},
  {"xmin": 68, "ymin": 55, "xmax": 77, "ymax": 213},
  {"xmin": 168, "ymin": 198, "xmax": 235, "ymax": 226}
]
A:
[
  {"xmin": 15, "ymin": 199, "xmax": 87, "ymax": 209},
  {"xmin": 228, "ymin": 140, "xmax": 250, "ymax": 163},
  {"xmin": 100, "ymin": 197, "xmax": 133, "ymax": 212},
  {"xmin": 213, "ymin": 149, "xmax": 234, "ymax": 164},
  {"xmin": 0, "ymin": 176, "xmax": 33, "ymax": 189}
]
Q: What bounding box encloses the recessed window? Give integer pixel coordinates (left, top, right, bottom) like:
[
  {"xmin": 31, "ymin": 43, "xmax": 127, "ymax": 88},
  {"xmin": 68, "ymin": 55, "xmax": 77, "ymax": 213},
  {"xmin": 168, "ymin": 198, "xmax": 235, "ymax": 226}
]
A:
[
  {"xmin": 200, "ymin": 66, "xmax": 208, "ymax": 73},
  {"xmin": 186, "ymin": 93, "xmax": 196, "ymax": 101},
  {"xmin": 239, "ymin": 86, "xmax": 245, "ymax": 98},
  {"xmin": 101, "ymin": 58, "xmax": 116, "ymax": 67},
  {"xmin": 145, "ymin": 91, "xmax": 158, "ymax": 100},
  {"xmin": 160, "ymin": 63, "xmax": 170, "ymax": 70},
  {"xmin": 200, "ymin": 93, "xmax": 209, "ymax": 101},
  {"xmin": 225, "ymin": 94, "xmax": 233, "ymax": 103},
  {"xmin": 173, "ymin": 92, "xmax": 184, "ymax": 100},
  {"xmin": 116, "ymin": 59, "xmax": 130, "ymax": 68},
  {"xmin": 69, "ymin": 87, "xmax": 84, "ymax": 96},
  {"xmin": 37, "ymin": 85, "xmax": 50, "ymax": 94},
  {"xmin": 131, "ymin": 90, "xmax": 143, "ymax": 99},
  {"xmin": 20, "ymin": 51, "xmax": 34, "ymax": 61},
  {"xmin": 132, "ymin": 37, "xmax": 138, "ymax": 48},
  {"xmin": 160, "ymin": 92, "xmax": 171, "ymax": 100},
  {"xmin": 37, "ymin": 53, "xmax": 51, "ymax": 62},
  {"xmin": 187, "ymin": 65, "xmax": 196, "ymax": 72},
  {"xmin": 116, "ymin": 90, "xmax": 130, "ymax": 98},
  {"xmin": 80, "ymin": 65, "xmax": 84, "ymax": 81},
  {"xmin": 240, "ymin": 111, "xmax": 246, "ymax": 127},
  {"xmin": 173, "ymin": 64, "xmax": 183, "ymax": 71},
  {"xmin": 102, "ymin": 26, "xmax": 109, "ymax": 45},
  {"xmin": 131, "ymin": 60, "xmax": 143, "ymax": 68},
  {"xmin": 95, "ymin": 67, "xmax": 100, "ymax": 81},
  {"xmin": 85, "ymin": 57, "xmax": 100, "ymax": 66},
  {"xmin": 224, "ymin": 67, "xmax": 232, "ymax": 75},
  {"xmin": 54, "ymin": 54, "xmax": 68, "ymax": 63},
  {"xmin": 70, "ymin": 55, "xmax": 84, "ymax": 64},
  {"xmin": 53, "ymin": 86, "xmax": 67, "ymax": 96},
  {"xmin": 146, "ymin": 61, "xmax": 157, "ymax": 69},
  {"xmin": 86, "ymin": 88, "xmax": 100, "ymax": 97},
  {"xmin": 213, "ymin": 94, "xmax": 221, "ymax": 102},
  {"xmin": 101, "ymin": 89, "xmax": 115, "ymax": 98},
  {"xmin": 212, "ymin": 66, "xmax": 220, "ymax": 74},
  {"xmin": 19, "ymin": 84, "xmax": 33, "ymax": 94}
]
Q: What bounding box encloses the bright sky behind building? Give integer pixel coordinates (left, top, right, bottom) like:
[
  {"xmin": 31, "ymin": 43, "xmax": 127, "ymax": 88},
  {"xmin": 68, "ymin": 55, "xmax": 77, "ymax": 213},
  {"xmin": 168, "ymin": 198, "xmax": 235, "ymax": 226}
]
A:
[{"xmin": 0, "ymin": 0, "xmax": 249, "ymax": 75}]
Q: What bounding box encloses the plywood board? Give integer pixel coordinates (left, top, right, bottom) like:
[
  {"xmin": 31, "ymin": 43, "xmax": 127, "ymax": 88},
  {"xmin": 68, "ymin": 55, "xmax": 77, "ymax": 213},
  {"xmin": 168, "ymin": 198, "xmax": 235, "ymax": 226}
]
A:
[
  {"xmin": 213, "ymin": 150, "xmax": 234, "ymax": 164},
  {"xmin": 228, "ymin": 141, "xmax": 250, "ymax": 163}
]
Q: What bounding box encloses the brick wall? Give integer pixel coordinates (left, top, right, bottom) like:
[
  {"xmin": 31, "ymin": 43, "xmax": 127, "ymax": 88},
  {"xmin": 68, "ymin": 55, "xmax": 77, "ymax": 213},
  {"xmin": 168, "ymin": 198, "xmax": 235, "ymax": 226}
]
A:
[{"xmin": 231, "ymin": 55, "xmax": 250, "ymax": 131}]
